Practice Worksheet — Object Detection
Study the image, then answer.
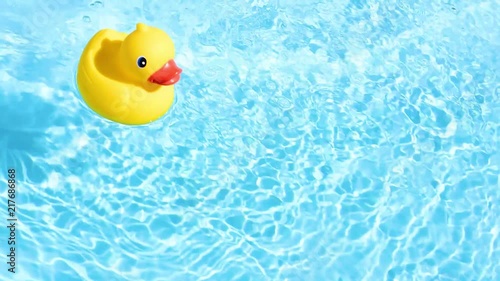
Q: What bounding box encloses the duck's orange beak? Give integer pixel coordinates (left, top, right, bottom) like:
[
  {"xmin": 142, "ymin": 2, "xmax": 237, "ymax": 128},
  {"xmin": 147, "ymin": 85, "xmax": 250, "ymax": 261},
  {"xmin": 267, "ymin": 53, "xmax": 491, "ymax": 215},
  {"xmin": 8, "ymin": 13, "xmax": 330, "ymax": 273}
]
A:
[{"xmin": 148, "ymin": 60, "xmax": 182, "ymax": 86}]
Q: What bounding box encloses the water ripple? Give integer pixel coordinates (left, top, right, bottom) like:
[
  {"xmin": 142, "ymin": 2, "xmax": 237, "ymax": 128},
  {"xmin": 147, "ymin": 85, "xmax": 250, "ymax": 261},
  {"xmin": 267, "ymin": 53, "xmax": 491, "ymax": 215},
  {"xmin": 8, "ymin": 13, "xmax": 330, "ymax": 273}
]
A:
[{"xmin": 0, "ymin": 0, "xmax": 499, "ymax": 280}]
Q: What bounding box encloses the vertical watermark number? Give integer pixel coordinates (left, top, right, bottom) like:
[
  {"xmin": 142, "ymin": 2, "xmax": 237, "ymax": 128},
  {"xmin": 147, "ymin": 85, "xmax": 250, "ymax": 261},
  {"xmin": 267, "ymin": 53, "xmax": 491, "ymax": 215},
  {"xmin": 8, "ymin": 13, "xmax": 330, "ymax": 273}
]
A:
[{"xmin": 6, "ymin": 169, "xmax": 16, "ymax": 274}]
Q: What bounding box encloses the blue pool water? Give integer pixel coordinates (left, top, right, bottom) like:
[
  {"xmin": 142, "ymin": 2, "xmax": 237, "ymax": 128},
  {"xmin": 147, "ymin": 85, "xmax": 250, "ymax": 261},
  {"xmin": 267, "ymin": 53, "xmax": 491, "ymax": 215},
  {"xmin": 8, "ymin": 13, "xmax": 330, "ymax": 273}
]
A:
[{"xmin": 1, "ymin": 0, "xmax": 499, "ymax": 280}]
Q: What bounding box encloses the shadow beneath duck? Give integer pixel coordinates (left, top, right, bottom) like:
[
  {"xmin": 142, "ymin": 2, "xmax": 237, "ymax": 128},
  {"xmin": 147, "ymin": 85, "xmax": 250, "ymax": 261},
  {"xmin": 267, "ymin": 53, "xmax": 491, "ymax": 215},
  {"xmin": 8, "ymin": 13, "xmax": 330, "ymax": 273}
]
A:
[{"xmin": 93, "ymin": 39, "xmax": 161, "ymax": 92}]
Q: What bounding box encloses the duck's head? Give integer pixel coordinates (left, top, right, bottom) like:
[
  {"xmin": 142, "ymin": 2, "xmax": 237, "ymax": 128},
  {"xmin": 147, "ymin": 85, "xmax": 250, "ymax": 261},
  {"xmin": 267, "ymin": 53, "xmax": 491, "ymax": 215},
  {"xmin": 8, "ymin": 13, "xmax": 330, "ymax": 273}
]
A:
[{"xmin": 119, "ymin": 23, "xmax": 182, "ymax": 86}]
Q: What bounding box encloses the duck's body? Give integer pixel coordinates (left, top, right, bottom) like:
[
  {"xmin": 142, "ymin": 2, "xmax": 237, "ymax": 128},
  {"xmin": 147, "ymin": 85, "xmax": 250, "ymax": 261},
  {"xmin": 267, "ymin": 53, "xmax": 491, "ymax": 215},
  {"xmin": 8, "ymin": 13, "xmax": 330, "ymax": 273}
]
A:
[{"xmin": 77, "ymin": 23, "xmax": 182, "ymax": 125}]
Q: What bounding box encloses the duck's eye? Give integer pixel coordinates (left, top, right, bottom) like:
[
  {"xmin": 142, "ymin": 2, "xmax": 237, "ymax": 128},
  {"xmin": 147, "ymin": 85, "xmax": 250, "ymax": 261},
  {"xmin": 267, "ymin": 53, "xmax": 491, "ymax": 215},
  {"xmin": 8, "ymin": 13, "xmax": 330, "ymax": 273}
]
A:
[{"xmin": 137, "ymin": 56, "xmax": 147, "ymax": 68}]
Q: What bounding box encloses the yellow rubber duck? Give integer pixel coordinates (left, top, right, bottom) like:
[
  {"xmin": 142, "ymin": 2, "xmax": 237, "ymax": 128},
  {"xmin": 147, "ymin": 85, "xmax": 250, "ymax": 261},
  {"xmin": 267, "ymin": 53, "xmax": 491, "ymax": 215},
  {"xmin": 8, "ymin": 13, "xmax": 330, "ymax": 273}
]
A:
[{"xmin": 76, "ymin": 23, "xmax": 182, "ymax": 125}]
